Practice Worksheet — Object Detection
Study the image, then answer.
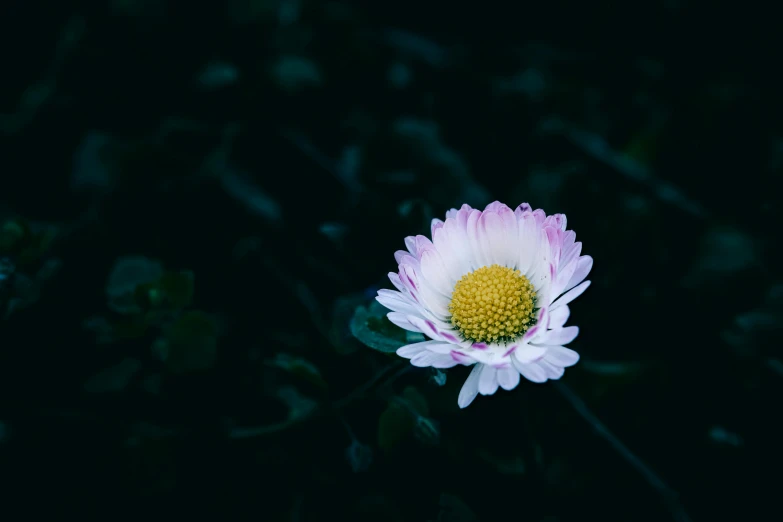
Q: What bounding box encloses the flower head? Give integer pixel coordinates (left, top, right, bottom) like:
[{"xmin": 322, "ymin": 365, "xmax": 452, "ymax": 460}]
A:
[{"xmin": 376, "ymin": 202, "xmax": 592, "ymax": 408}]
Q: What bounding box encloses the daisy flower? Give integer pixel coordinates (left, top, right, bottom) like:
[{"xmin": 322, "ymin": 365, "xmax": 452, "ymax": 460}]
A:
[{"xmin": 376, "ymin": 202, "xmax": 592, "ymax": 408}]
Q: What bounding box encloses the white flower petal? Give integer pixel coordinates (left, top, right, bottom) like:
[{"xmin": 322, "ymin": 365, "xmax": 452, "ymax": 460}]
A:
[
  {"xmin": 479, "ymin": 208, "xmax": 517, "ymax": 267},
  {"xmin": 497, "ymin": 366, "xmax": 521, "ymax": 390},
  {"xmin": 551, "ymin": 280, "xmax": 590, "ymax": 310},
  {"xmin": 397, "ymin": 340, "xmax": 452, "ymax": 357},
  {"xmin": 458, "ymin": 364, "xmax": 483, "ymax": 408},
  {"xmin": 432, "ymin": 226, "xmax": 470, "ymax": 282},
  {"xmin": 402, "ymin": 266, "xmax": 450, "ymax": 318},
  {"xmin": 431, "ymin": 218, "xmax": 444, "ymax": 236},
  {"xmin": 394, "ymin": 250, "xmax": 412, "ymax": 264},
  {"xmin": 386, "ymin": 312, "xmax": 420, "ymax": 332},
  {"xmin": 454, "ymin": 204, "xmax": 473, "ymax": 229},
  {"xmin": 517, "ymin": 213, "xmax": 540, "ymax": 275},
  {"xmin": 545, "ymin": 227, "xmax": 562, "ymax": 266},
  {"xmin": 539, "ymin": 360, "xmax": 565, "ymax": 379},
  {"xmin": 430, "ymin": 354, "xmax": 459, "ymax": 368},
  {"xmin": 548, "ymin": 305, "xmax": 570, "ymax": 329},
  {"xmin": 513, "ymin": 344, "xmax": 547, "ymax": 363},
  {"xmin": 543, "ymin": 346, "xmax": 580, "ymax": 367},
  {"xmin": 404, "ymin": 236, "xmax": 417, "ymax": 256},
  {"xmin": 388, "ymin": 272, "xmax": 405, "ymax": 292},
  {"xmin": 450, "ymin": 350, "xmax": 477, "ymax": 365},
  {"xmin": 466, "ymin": 209, "xmax": 491, "ymax": 268},
  {"xmin": 396, "ymin": 343, "xmax": 429, "ymax": 358},
  {"xmin": 536, "ymin": 306, "xmax": 549, "ymax": 331},
  {"xmin": 406, "ymin": 315, "xmax": 462, "ymax": 345},
  {"xmin": 550, "ymin": 257, "xmax": 577, "ymax": 299},
  {"xmin": 560, "ymin": 236, "xmax": 581, "ymax": 269},
  {"xmin": 376, "ymin": 290, "xmax": 422, "ymax": 317},
  {"xmin": 411, "ymin": 350, "xmax": 455, "ymax": 368},
  {"xmin": 565, "ymin": 256, "xmax": 593, "ymax": 294},
  {"xmin": 531, "ymin": 254, "xmax": 554, "ymax": 297},
  {"xmin": 478, "ymin": 364, "xmax": 499, "ymax": 395},
  {"xmin": 513, "ymin": 359, "xmax": 548, "ymax": 383},
  {"xmin": 442, "ymin": 218, "xmax": 475, "ymax": 272},
  {"xmin": 538, "ymin": 326, "xmax": 579, "ymax": 346},
  {"xmin": 419, "ymin": 247, "xmax": 453, "ymax": 296}
]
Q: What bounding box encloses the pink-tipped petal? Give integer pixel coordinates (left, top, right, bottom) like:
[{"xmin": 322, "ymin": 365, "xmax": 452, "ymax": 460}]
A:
[
  {"xmin": 560, "ymin": 235, "xmax": 580, "ymax": 268},
  {"xmin": 545, "ymin": 213, "xmax": 567, "ymax": 232},
  {"xmin": 565, "ymin": 256, "xmax": 593, "ymax": 294},
  {"xmin": 545, "ymin": 227, "xmax": 562, "ymax": 265},
  {"xmin": 405, "ymin": 315, "xmax": 461, "ymax": 345},
  {"xmin": 388, "ymin": 272, "xmax": 405, "ymax": 292},
  {"xmin": 450, "ymin": 350, "xmax": 476, "ymax": 365},
  {"xmin": 537, "ymin": 306, "xmax": 549, "ymax": 330},
  {"xmin": 484, "ymin": 201, "xmax": 510, "ymax": 213},
  {"xmin": 515, "ymin": 202, "xmax": 533, "ymax": 216},
  {"xmin": 414, "ymin": 235, "xmax": 433, "ymax": 255},
  {"xmin": 550, "ymin": 257, "xmax": 577, "ymax": 299},
  {"xmin": 522, "ymin": 324, "xmax": 541, "ymax": 342},
  {"xmin": 404, "ymin": 236, "xmax": 417, "ymax": 256},
  {"xmin": 394, "ymin": 250, "xmax": 410, "ymax": 264}
]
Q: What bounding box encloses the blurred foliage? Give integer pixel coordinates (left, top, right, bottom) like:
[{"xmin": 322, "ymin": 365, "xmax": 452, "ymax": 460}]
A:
[{"xmin": 1, "ymin": 0, "xmax": 781, "ymax": 521}]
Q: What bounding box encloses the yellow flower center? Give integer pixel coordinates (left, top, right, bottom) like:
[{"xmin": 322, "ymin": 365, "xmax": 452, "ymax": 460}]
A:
[{"xmin": 448, "ymin": 264, "xmax": 537, "ymax": 344}]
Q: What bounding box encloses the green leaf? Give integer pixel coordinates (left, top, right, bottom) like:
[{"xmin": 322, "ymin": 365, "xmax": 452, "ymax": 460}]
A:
[
  {"xmin": 107, "ymin": 256, "xmax": 164, "ymax": 314},
  {"xmin": 0, "ymin": 218, "xmax": 28, "ymax": 254},
  {"xmin": 330, "ymin": 294, "xmax": 366, "ymax": 355},
  {"xmin": 350, "ymin": 300, "xmax": 408, "ymax": 353},
  {"xmin": 159, "ymin": 311, "xmax": 218, "ymax": 373},
  {"xmin": 377, "ymin": 386, "xmax": 431, "ymax": 451},
  {"xmin": 267, "ymin": 353, "xmax": 328, "ymax": 391},
  {"xmin": 134, "ymin": 270, "xmax": 195, "ymax": 312},
  {"xmin": 158, "ymin": 270, "xmax": 195, "ymax": 309},
  {"xmin": 400, "ymin": 386, "xmax": 429, "ymax": 416},
  {"xmin": 277, "ymin": 386, "xmax": 318, "ymax": 420},
  {"xmin": 377, "ymin": 403, "xmax": 413, "ymax": 452}
]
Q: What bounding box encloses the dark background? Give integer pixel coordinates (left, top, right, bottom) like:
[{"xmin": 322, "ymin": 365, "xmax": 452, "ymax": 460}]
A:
[{"xmin": 0, "ymin": 1, "xmax": 781, "ymax": 520}]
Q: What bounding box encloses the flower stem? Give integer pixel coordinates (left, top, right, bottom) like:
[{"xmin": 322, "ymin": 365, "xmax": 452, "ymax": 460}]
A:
[{"xmin": 554, "ymin": 382, "xmax": 692, "ymax": 522}]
